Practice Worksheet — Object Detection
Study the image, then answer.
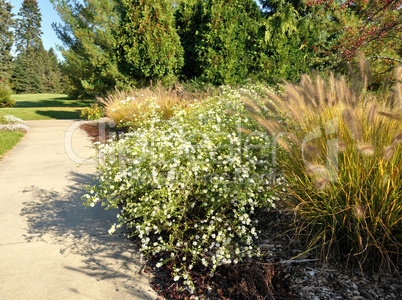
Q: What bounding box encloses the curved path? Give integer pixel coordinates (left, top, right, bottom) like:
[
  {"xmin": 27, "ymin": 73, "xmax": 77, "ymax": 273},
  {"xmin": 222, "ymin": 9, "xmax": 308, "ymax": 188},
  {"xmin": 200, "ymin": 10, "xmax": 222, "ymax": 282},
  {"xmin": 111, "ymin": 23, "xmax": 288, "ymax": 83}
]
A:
[{"xmin": 0, "ymin": 120, "xmax": 157, "ymax": 300}]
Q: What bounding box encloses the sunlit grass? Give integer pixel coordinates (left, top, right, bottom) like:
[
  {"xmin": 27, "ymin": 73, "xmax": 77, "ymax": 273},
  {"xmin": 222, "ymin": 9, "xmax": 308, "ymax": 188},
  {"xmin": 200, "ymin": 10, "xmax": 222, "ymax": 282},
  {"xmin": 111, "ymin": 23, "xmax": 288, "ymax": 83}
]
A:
[
  {"xmin": 0, "ymin": 94, "xmax": 91, "ymax": 120},
  {"xmin": 0, "ymin": 131, "xmax": 25, "ymax": 159}
]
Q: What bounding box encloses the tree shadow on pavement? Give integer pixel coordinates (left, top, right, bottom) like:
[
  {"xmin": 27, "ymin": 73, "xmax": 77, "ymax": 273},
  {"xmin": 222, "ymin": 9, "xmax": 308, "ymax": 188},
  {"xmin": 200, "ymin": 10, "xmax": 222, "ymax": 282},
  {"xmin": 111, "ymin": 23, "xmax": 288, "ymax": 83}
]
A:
[{"xmin": 20, "ymin": 171, "xmax": 156, "ymax": 299}]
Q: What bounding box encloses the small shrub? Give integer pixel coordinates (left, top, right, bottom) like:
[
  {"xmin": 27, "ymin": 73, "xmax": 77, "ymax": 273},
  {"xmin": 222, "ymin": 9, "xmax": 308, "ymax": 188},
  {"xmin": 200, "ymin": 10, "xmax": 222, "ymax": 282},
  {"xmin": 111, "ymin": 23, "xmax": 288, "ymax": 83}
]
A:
[
  {"xmin": 0, "ymin": 85, "xmax": 15, "ymax": 108},
  {"xmin": 246, "ymin": 67, "xmax": 402, "ymax": 270},
  {"xmin": 80, "ymin": 103, "xmax": 104, "ymax": 120},
  {"xmin": 83, "ymin": 86, "xmax": 282, "ymax": 294},
  {"xmin": 0, "ymin": 115, "xmax": 29, "ymax": 132}
]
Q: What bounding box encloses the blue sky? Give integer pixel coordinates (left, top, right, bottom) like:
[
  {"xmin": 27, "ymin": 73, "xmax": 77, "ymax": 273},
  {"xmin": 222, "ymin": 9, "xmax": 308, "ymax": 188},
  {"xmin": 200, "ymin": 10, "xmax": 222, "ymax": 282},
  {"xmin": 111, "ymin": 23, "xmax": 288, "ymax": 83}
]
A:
[{"xmin": 11, "ymin": 0, "xmax": 63, "ymax": 59}]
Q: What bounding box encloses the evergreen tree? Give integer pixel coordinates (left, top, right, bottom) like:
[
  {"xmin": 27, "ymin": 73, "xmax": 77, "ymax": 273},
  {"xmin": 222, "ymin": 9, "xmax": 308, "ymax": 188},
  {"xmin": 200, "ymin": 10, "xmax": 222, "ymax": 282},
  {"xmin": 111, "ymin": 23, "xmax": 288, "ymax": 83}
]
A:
[
  {"xmin": 15, "ymin": 0, "xmax": 43, "ymax": 53},
  {"xmin": 51, "ymin": 0, "xmax": 128, "ymax": 98},
  {"xmin": 176, "ymin": 0, "xmax": 261, "ymax": 85},
  {"xmin": 11, "ymin": 0, "xmax": 49, "ymax": 93},
  {"xmin": 37, "ymin": 47, "xmax": 63, "ymax": 93},
  {"xmin": 12, "ymin": 50, "xmax": 43, "ymax": 93},
  {"xmin": 0, "ymin": 0, "xmax": 15, "ymax": 84},
  {"xmin": 115, "ymin": 0, "xmax": 184, "ymax": 86}
]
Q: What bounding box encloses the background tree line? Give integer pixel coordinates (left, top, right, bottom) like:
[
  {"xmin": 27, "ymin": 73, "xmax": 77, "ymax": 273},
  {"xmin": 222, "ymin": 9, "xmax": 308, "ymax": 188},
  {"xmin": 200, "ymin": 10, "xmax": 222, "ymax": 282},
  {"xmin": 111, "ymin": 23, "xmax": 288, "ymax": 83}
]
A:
[
  {"xmin": 2, "ymin": 0, "xmax": 400, "ymax": 98},
  {"xmin": 0, "ymin": 0, "xmax": 63, "ymax": 94}
]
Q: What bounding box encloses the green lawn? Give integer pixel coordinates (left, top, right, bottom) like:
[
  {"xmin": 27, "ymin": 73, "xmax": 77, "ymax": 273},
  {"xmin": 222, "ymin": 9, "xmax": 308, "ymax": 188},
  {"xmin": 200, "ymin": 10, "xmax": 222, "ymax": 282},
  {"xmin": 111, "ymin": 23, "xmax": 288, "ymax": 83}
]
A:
[
  {"xmin": 0, "ymin": 94, "xmax": 91, "ymax": 120},
  {"xmin": 0, "ymin": 131, "xmax": 25, "ymax": 159},
  {"xmin": 0, "ymin": 93, "xmax": 92, "ymax": 159}
]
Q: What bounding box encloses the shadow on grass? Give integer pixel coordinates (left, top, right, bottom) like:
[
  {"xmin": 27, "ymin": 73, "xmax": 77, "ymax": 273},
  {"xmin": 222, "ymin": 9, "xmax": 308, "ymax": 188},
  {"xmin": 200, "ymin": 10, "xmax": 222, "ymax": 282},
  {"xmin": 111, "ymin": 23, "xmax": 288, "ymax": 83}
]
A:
[
  {"xmin": 35, "ymin": 109, "xmax": 82, "ymax": 119},
  {"xmin": 20, "ymin": 171, "xmax": 156, "ymax": 299},
  {"xmin": 15, "ymin": 99, "xmax": 91, "ymax": 108}
]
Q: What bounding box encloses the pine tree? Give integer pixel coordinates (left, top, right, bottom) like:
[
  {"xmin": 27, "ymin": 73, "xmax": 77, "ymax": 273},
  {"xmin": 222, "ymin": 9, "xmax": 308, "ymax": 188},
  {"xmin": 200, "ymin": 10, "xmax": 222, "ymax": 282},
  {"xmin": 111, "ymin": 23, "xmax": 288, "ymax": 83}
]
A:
[
  {"xmin": 11, "ymin": 0, "xmax": 47, "ymax": 93},
  {"xmin": 15, "ymin": 0, "xmax": 43, "ymax": 54},
  {"xmin": 51, "ymin": 0, "xmax": 128, "ymax": 98},
  {"xmin": 12, "ymin": 50, "xmax": 43, "ymax": 93},
  {"xmin": 37, "ymin": 47, "xmax": 63, "ymax": 93},
  {"xmin": 115, "ymin": 0, "xmax": 184, "ymax": 86},
  {"xmin": 0, "ymin": 0, "xmax": 15, "ymax": 84}
]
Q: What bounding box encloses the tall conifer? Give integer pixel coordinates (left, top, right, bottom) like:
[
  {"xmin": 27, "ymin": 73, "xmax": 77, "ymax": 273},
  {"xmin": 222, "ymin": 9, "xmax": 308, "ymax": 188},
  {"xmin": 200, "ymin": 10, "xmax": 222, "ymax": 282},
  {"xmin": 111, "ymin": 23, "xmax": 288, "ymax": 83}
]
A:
[{"xmin": 0, "ymin": 0, "xmax": 15, "ymax": 83}]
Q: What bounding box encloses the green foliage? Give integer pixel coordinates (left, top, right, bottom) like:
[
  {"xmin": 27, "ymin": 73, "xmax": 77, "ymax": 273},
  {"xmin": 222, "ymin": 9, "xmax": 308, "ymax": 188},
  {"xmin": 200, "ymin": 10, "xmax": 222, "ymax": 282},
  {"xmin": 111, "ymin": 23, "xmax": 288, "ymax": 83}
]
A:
[
  {"xmin": 51, "ymin": 0, "xmax": 128, "ymax": 98},
  {"xmin": 84, "ymin": 87, "xmax": 280, "ymax": 293},
  {"xmin": 38, "ymin": 48, "xmax": 63, "ymax": 93},
  {"xmin": 256, "ymin": 1, "xmax": 339, "ymax": 83},
  {"xmin": 11, "ymin": 49, "xmax": 43, "ymax": 94},
  {"xmin": 0, "ymin": 0, "xmax": 15, "ymax": 83},
  {"xmin": 115, "ymin": 0, "xmax": 184, "ymax": 86},
  {"xmin": 176, "ymin": 0, "xmax": 261, "ymax": 85},
  {"xmin": 247, "ymin": 68, "xmax": 402, "ymax": 269},
  {"xmin": 15, "ymin": 0, "xmax": 43, "ymax": 53},
  {"xmin": 80, "ymin": 103, "xmax": 104, "ymax": 120},
  {"xmin": 0, "ymin": 84, "xmax": 15, "ymax": 107}
]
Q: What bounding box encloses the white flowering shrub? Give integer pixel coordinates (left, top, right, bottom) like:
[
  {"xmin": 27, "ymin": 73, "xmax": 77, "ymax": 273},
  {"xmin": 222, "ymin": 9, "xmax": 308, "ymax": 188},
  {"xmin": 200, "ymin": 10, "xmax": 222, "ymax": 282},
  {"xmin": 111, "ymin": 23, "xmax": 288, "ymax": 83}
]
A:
[
  {"xmin": 0, "ymin": 115, "xmax": 29, "ymax": 132},
  {"xmin": 83, "ymin": 86, "xmax": 281, "ymax": 293}
]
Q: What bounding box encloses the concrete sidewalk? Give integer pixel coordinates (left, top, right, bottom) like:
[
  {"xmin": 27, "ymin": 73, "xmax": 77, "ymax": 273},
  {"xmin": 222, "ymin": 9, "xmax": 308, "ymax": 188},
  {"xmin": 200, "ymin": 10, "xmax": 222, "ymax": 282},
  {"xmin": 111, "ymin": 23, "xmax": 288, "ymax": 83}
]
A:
[{"xmin": 0, "ymin": 120, "xmax": 157, "ymax": 300}]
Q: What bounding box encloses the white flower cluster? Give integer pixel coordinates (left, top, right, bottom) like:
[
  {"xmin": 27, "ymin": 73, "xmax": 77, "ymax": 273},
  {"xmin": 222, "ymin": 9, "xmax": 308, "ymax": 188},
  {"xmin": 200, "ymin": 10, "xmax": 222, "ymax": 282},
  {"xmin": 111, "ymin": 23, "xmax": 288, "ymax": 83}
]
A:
[
  {"xmin": 0, "ymin": 115, "xmax": 29, "ymax": 132},
  {"xmin": 83, "ymin": 85, "xmax": 283, "ymax": 293}
]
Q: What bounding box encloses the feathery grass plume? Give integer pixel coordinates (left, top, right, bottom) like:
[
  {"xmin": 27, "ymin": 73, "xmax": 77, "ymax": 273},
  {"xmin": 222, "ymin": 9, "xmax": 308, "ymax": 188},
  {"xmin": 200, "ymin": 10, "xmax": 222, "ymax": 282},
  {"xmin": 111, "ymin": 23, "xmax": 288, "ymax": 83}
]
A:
[
  {"xmin": 327, "ymin": 72, "xmax": 337, "ymax": 106},
  {"xmin": 236, "ymin": 127, "xmax": 255, "ymax": 136},
  {"xmin": 367, "ymin": 104, "xmax": 377, "ymax": 124},
  {"xmin": 392, "ymin": 130, "xmax": 402, "ymax": 145},
  {"xmin": 299, "ymin": 74, "xmax": 317, "ymax": 107},
  {"xmin": 338, "ymin": 141, "xmax": 347, "ymax": 152},
  {"xmin": 280, "ymin": 81, "xmax": 307, "ymax": 108},
  {"xmin": 242, "ymin": 98, "xmax": 261, "ymax": 114},
  {"xmin": 225, "ymin": 110, "xmax": 238, "ymax": 115},
  {"xmin": 354, "ymin": 204, "xmax": 366, "ymax": 220},
  {"xmin": 383, "ymin": 145, "xmax": 395, "ymax": 160},
  {"xmin": 315, "ymin": 73, "xmax": 326, "ymax": 107},
  {"xmin": 342, "ymin": 109, "xmax": 363, "ymax": 141},
  {"xmin": 250, "ymin": 115, "xmax": 280, "ymax": 136},
  {"xmin": 305, "ymin": 164, "xmax": 329, "ymax": 178},
  {"xmin": 357, "ymin": 143, "xmax": 375, "ymax": 156},
  {"xmin": 98, "ymin": 83, "xmax": 208, "ymax": 127},
  {"xmin": 276, "ymin": 137, "xmax": 291, "ymax": 152},
  {"xmin": 302, "ymin": 144, "xmax": 320, "ymax": 163},
  {"xmin": 377, "ymin": 111, "xmax": 402, "ymax": 121},
  {"xmin": 315, "ymin": 177, "xmax": 330, "ymax": 190},
  {"xmin": 288, "ymin": 133, "xmax": 301, "ymax": 146}
]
